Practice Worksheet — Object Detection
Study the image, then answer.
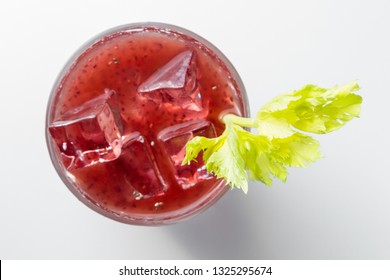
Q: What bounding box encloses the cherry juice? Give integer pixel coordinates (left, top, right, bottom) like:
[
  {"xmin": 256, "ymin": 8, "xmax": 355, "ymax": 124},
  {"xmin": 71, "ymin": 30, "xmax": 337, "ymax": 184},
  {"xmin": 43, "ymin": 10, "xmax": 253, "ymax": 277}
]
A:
[{"xmin": 46, "ymin": 23, "xmax": 248, "ymax": 224}]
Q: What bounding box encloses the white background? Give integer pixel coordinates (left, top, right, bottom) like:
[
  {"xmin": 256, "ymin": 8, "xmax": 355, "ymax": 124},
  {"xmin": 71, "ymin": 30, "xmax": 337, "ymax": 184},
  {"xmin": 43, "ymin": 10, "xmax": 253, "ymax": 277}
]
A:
[{"xmin": 1, "ymin": 0, "xmax": 389, "ymax": 259}]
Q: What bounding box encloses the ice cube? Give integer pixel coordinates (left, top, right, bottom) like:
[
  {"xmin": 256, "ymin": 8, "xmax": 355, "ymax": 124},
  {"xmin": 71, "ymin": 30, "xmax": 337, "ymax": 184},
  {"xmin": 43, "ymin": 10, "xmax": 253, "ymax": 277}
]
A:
[
  {"xmin": 49, "ymin": 89, "xmax": 123, "ymax": 170},
  {"xmin": 138, "ymin": 50, "xmax": 203, "ymax": 112},
  {"xmin": 158, "ymin": 120, "xmax": 216, "ymax": 189},
  {"xmin": 119, "ymin": 132, "xmax": 166, "ymax": 198}
]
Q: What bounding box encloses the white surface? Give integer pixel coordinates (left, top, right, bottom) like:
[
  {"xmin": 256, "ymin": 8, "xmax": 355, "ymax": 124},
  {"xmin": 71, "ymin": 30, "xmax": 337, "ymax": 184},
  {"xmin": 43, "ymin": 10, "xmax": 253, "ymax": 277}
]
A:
[{"xmin": 1, "ymin": 0, "xmax": 389, "ymax": 259}]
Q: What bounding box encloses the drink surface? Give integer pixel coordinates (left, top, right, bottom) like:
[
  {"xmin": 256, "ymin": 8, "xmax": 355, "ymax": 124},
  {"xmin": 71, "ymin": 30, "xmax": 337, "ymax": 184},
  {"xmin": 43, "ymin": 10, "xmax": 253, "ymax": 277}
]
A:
[{"xmin": 47, "ymin": 25, "xmax": 246, "ymax": 224}]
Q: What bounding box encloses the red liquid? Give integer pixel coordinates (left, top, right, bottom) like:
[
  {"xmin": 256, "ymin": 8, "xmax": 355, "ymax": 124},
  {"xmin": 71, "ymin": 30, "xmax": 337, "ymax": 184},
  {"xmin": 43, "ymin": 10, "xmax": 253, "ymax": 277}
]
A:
[{"xmin": 47, "ymin": 24, "xmax": 247, "ymax": 224}]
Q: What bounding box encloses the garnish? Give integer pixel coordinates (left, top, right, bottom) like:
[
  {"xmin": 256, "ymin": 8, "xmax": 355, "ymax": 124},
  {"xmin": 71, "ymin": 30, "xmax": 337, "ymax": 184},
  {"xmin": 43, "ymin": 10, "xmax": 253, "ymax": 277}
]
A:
[{"xmin": 182, "ymin": 81, "xmax": 362, "ymax": 193}]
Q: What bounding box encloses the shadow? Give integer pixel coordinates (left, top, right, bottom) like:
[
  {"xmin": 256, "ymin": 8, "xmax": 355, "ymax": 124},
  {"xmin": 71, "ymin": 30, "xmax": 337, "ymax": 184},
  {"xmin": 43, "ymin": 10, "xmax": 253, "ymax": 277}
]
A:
[{"xmin": 165, "ymin": 182, "xmax": 271, "ymax": 259}]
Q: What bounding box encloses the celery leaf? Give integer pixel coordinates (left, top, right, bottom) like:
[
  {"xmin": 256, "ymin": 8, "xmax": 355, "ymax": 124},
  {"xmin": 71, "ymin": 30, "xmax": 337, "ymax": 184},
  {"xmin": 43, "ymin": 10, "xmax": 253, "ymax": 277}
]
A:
[
  {"xmin": 183, "ymin": 81, "xmax": 362, "ymax": 193},
  {"xmin": 256, "ymin": 81, "xmax": 362, "ymax": 136}
]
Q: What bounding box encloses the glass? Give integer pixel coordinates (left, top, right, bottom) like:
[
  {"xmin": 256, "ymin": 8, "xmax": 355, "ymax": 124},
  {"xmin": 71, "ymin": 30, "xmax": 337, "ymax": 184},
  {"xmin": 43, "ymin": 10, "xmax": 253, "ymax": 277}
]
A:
[{"xmin": 46, "ymin": 22, "xmax": 249, "ymax": 225}]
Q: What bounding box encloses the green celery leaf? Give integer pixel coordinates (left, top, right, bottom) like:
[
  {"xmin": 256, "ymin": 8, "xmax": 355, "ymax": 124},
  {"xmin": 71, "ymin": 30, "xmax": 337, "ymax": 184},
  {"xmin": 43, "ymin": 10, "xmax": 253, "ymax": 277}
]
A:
[
  {"xmin": 183, "ymin": 81, "xmax": 362, "ymax": 193},
  {"xmin": 235, "ymin": 128, "xmax": 285, "ymax": 186},
  {"xmin": 235, "ymin": 129, "xmax": 322, "ymax": 186},
  {"xmin": 256, "ymin": 81, "xmax": 362, "ymax": 136},
  {"xmin": 271, "ymin": 132, "xmax": 323, "ymax": 168},
  {"xmin": 183, "ymin": 122, "xmax": 248, "ymax": 192}
]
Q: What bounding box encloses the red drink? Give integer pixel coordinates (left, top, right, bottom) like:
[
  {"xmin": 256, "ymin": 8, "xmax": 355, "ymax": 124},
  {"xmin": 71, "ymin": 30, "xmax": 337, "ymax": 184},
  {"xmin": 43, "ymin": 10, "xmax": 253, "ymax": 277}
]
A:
[{"xmin": 46, "ymin": 23, "xmax": 249, "ymax": 225}]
